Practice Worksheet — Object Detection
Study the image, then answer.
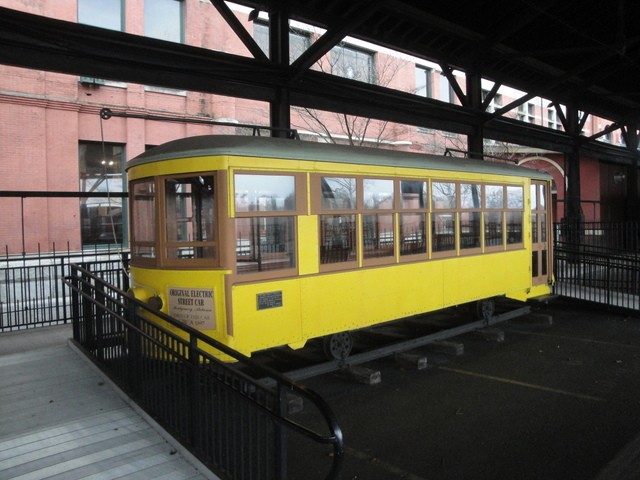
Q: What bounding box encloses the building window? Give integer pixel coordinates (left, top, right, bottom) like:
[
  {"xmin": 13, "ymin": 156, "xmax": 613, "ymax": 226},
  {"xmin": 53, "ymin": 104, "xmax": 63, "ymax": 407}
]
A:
[
  {"xmin": 78, "ymin": 141, "xmax": 125, "ymax": 247},
  {"xmin": 145, "ymin": 0, "xmax": 184, "ymax": 43},
  {"xmin": 415, "ymin": 65, "xmax": 433, "ymax": 98},
  {"xmin": 78, "ymin": 0, "xmax": 122, "ymax": 30},
  {"xmin": 331, "ymin": 44, "xmax": 375, "ymax": 83},
  {"xmin": 483, "ymin": 89, "xmax": 502, "ymax": 113},
  {"xmin": 253, "ymin": 22, "xmax": 311, "ymax": 64},
  {"xmin": 547, "ymin": 107, "xmax": 562, "ymax": 130},
  {"xmin": 439, "ymin": 73, "xmax": 456, "ymax": 104},
  {"xmin": 517, "ymin": 103, "xmax": 536, "ymax": 123}
]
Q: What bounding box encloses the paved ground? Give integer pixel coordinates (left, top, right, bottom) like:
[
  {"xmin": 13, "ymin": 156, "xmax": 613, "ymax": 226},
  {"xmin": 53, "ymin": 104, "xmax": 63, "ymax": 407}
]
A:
[
  {"xmin": 2, "ymin": 300, "xmax": 640, "ymax": 480},
  {"xmin": 294, "ymin": 298, "xmax": 640, "ymax": 480}
]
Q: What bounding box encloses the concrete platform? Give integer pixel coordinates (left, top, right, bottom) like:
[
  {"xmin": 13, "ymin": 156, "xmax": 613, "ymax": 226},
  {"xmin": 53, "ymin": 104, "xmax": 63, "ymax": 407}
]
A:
[{"xmin": 0, "ymin": 325, "xmax": 217, "ymax": 480}]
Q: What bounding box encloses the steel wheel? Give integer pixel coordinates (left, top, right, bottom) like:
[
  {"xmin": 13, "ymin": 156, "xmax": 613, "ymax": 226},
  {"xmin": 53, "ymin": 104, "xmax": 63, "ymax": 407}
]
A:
[
  {"xmin": 322, "ymin": 332, "xmax": 353, "ymax": 360},
  {"xmin": 476, "ymin": 298, "xmax": 496, "ymax": 321}
]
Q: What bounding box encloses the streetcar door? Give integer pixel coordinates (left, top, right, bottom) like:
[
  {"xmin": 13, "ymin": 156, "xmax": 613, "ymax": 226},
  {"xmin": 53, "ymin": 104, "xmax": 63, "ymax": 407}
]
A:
[{"xmin": 531, "ymin": 181, "xmax": 551, "ymax": 285}]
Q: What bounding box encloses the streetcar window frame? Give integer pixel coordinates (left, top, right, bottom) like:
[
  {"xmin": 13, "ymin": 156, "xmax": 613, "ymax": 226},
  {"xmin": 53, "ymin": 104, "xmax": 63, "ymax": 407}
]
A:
[
  {"xmin": 232, "ymin": 171, "xmax": 305, "ymax": 278},
  {"xmin": 129, "ymin": 172, "xmax": 221, "ymax": 268},
  {"xmin": 129, "ymin": 179, "xmax": 158, "ymax": 265},
  {"xmin": 163, "ymin": 174, "xmax": 218, "ymax": 265}
]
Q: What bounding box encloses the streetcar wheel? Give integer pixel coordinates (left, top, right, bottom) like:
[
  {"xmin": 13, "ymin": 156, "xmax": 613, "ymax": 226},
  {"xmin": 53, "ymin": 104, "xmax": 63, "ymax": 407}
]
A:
[
  {"xmin": 476, "ymin": 298, "xmax": 495, "ymax": 321},
  {"xmin": 322, "ymin": 332, "xmax": 353, "ymax": 360}
]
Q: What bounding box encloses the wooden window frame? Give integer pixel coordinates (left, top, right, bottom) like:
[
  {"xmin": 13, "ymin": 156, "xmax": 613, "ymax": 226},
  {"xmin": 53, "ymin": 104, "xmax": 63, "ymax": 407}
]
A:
[
  {"xmin": 161, "ymin": 172, "xmax": 219, "ymax": 269},
  {"xmin": 313, "ymin": 174, "xmax": 360, "ymax": 272},
  {"xmin": 430, "ymin": 180, "xmax": 457, "ymax": 259},
  {"xmin": 129, "ymin": 178, "xmax": 158, "ymax": 267},
  {"xmin": 505, "ymin": 185, "xmax": 525, "ymax": 250},
  {"xmin": 459, "ymin": 182, "xmax": 482, "ymax": 256},
  {"xmin": 398, "ymin": 179, "xmax": 428, "ymax": 262},
  {"xmin": 231, "ymin": 171, "xmax": 306, "ymax": 279}
]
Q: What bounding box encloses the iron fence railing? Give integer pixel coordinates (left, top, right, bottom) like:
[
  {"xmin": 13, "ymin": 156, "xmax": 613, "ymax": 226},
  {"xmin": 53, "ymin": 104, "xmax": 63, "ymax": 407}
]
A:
[
  {"xmin": 553, "ymin": 221, "xmax": 640, "ymax": 311},
  {"xmin": 554, "ymin": 220, "xmax": 640, "ymax": 251},
  {"xmin": 0, "ymin": 245, "xmax": 128, "ymax": 331},
  {"xmin": 63, "ymin": 263, "xmax": 344, "ymax": 480}
]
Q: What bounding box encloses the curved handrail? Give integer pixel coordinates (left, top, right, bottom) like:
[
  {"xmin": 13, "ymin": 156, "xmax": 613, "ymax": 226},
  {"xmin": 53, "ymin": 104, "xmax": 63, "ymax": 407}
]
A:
[{"xmin": 64, "ymin": 262, "xmax": 344, "ymax": 480}]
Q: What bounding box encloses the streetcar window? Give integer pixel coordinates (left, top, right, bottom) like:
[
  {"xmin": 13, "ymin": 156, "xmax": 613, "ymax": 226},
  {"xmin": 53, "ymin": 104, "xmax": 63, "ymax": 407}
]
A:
[
  {"xmin": 236, "ymin": 216, "xmax": 296, "ymax": 273},
  {"xmin": 165, "ymin": 175, "xmax": 216, "ymax": 260},
  {"xmin": 431, "ymin": 182, "xmax": 456, "ymax": 209},
  {"xmin": 234, "ymin": 174, "xmax": 295, "ymax": 212},
  {"xmin": 364, "ymin": 179, "xmax": 394, "ymax": 209},
  {"xmin": 506, "ymin": 186, "xmax": 524, "ymax": 246},
  {"xmin": 484, "ymin": 211, "xmax": 503, "ymax": 247},
  {"xmin": 400, "ymin": 213, "xmax": 427, "ymax": 255},
  {"xmin": 507, "ymin": 186, "xmax": 524, "ymax": 208},
  {"xmin": 363, "ymin": 214, "xmax": 395, "ymax": 259},
  {"xmin": 431, "ymin": 213, "xmax": 455, "ymax": 252},
  {"xmin": 400, "ymin": 181, "xmax": 427, "ymax": 209},
  {"xmin": 530, "ymin": 184, "xmax": 538, "ymax": 209},
  {"xmin": 506, "ymin": 212, "xmax": 523, "ymax": 244},
  {"xmin": 460, "ymin": 212, "xmax": 481, "ymax": 250},
  {"xmin": 320, "ymin": 215, "xmax": 357, "ymax": 264},
  {"xmin": 131, "ymin": 180, "xmax": 156, "ymax": 259},
  {"xmin": 460, "ymin": 184, "xmax": 482, "ymax": 209},
  {"xmin": 321, "ymin": 177, "xmax": 356, "ymax": 210},
  {"xmin": 485, "ymin": 185, "xmax": 504, "ymax": 209}
]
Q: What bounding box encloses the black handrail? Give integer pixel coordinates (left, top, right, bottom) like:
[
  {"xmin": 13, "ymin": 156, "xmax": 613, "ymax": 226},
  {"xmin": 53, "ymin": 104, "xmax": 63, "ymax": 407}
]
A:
[{"xmin": 63, "ymin": 262, "xmax": 344, "ymax": 480}]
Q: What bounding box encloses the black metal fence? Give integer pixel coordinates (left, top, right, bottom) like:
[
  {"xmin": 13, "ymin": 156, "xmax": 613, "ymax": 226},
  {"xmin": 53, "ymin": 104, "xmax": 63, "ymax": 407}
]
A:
[
  {"xmin": 553, "ymin": 221, "xmax": 640, "ymax": 311},
  {"xmin": 0, "ymin": 245, "xmax": 128, "ymax": 332},
  {"xmin": 63, "ymin": 263, "xmax": 344, "ymax": 480},
  {"xmin": 554, "ymin": 220, "xmax": 639, "ymax": 250}
]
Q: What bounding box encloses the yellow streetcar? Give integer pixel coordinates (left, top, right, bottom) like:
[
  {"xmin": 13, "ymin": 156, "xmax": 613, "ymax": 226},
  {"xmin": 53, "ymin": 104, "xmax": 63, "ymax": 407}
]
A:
[{"xmin": 126, "ymin": 135, "xmax": 553, "ymax": 360}]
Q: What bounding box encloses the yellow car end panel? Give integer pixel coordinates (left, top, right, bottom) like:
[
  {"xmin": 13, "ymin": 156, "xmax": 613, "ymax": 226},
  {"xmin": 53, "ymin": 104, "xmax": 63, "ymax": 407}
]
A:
[{"xmin": 129, "ymin": 267, "xmax": 229, "ymax": 343}]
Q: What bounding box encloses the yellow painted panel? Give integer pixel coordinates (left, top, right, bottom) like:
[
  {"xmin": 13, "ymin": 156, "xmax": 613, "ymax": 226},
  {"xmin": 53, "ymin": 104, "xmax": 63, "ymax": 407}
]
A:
[
  {"xmin": 297, "ymin": 215, "xmax": 319, "ymax": 276},
  {"xmin": 441, "ymin": 250, "xmax": 531, "ymax": 305},
  {"xmin": 230, "ymin": 279, "xmax": 303, "ymax": 355},
  {"xmin": 299, "ymin": 262, "xmax": 446, "ymax": 341}
]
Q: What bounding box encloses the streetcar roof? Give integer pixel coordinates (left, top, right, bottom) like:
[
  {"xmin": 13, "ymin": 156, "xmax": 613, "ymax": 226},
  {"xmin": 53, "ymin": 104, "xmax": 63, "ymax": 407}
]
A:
[{"xmin": 127, "ymin": 135, "xmax": 552, "ymax": 180}]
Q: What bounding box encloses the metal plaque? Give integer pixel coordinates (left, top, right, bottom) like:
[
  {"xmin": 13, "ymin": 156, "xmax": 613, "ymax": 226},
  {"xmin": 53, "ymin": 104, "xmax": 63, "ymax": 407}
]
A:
[{"xmin": 257, "ymin": 291, "xmax": 283, "ymax": 310}]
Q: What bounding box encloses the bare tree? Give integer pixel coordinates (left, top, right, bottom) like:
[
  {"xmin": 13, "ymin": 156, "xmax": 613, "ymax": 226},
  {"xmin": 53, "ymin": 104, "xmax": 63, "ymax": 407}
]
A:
[{"xmin": 292, "ymin": 38, "xmax": 408, "ymax": 148}]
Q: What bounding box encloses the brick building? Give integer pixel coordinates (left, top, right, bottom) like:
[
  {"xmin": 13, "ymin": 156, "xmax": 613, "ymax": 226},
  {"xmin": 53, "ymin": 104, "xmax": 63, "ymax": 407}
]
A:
[{"xmin": 0, "ymin": 0, "xmax": 627, "ymax": 254}]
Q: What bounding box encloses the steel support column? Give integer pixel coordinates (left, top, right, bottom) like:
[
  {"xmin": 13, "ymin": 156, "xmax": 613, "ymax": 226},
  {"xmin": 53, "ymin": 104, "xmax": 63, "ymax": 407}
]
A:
[
  {"xmin": 466, "ymin": 71, "xmax": 484, "ymax": 159},
  {"xmin": 623, "ymin": 126, "xmax": 640, "ymax": 223},
  {"xmin": 269, "ymin": 3, "xmax": 291, "ymax": 137},
  {"xmin": 564, "ymin": 105, "xmax": 582, "ymax": 235}
]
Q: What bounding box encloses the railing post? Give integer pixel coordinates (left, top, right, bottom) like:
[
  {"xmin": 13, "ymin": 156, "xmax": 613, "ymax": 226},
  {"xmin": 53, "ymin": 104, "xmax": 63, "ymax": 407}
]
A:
[
  {"xmin": 126, "ymin": 296, "xmax": 141, "ymax": 394},
  {"xmin": 70, "ymin": 266, "xmax": 81, "ymax": 342},
  {"xmin": 81, "ymin": 267, "xmax": 95, "ymax": 350},
  {"xmin": 94, "ymin": 280, "xmax": 107, "ymax": 363},
  {"xmin": 276, "ymin": 382, "xmax": 289, "ymax": 480},
  {"xmin": 189, "ymin": 334, "xmax": 202, "ymax": 453}
]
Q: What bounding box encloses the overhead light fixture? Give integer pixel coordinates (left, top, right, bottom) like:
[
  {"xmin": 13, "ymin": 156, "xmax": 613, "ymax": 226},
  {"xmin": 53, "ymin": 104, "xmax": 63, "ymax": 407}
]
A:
[{"xmin": 248, "ymin": 9, "xmax": 260, "ymax": 22}]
